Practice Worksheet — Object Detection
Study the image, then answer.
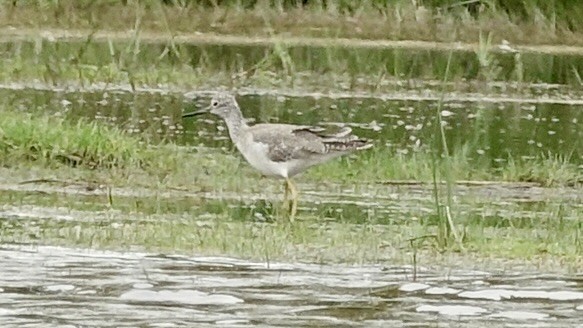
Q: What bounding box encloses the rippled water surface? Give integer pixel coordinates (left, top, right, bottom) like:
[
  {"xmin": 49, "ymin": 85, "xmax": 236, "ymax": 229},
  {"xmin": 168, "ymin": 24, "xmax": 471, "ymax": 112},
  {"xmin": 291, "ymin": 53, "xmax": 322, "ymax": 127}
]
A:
[
  {"xmin": 1, "ymin": 245, "xmax": 582, "ymax": 327},
  {"xmin": 1, "ymin": 85, "xmax": 582, "ymax": 327},
  {"xmin": 1, "ymin": 39, "xmax": 583, "ymax": 327}
]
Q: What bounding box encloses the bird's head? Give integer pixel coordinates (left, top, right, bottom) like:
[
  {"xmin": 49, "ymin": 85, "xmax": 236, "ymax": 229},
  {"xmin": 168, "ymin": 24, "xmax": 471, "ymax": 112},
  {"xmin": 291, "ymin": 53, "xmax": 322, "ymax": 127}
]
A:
[{"xmin": 182, "ymin": 92, "xmax": 239, "ymax": 120}]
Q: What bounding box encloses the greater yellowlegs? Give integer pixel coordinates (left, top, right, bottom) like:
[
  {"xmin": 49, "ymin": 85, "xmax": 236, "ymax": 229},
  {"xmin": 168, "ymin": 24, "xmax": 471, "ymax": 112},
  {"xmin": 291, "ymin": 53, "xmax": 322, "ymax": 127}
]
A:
[{"xmin": 182, "ymin": 92, "xmax": 372, "ymax": 219}]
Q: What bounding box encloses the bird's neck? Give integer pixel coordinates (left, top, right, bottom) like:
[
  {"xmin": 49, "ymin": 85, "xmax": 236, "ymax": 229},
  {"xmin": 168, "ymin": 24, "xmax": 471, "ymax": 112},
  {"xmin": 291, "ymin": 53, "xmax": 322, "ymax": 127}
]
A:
[{"xmin": 223, "ymin": 109, "xmax": 248, "ymax": 141}]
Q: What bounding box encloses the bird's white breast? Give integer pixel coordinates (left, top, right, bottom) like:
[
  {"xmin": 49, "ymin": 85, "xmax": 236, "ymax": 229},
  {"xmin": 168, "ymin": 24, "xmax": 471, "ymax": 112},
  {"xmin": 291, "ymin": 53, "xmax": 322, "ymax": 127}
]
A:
[{"xmin": 236, "ymin": 138, "xmax": 289, "ymax": 178}]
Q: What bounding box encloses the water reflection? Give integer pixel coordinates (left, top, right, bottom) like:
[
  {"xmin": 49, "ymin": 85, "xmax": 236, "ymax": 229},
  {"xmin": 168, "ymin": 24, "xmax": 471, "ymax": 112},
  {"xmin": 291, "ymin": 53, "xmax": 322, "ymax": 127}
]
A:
[
  {"xmin": 4, "ymin": 39, "xmax": 583, "ymax": 85},
  {"xmin": 1, "ymin": 88, "xmax": 581, "ymax": 163}
]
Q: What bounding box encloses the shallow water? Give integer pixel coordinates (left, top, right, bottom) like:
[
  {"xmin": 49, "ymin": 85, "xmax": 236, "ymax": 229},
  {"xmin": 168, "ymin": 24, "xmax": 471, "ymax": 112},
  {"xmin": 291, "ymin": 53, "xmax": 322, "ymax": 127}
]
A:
[
  {"xmin": 3, "ymin": 38, "xmax": 583, "ymax": 85},
  {"xmin": 0, "ymin": 177, "xmax": 581, "ymax": 226},
  {"xmin": 1, "ymin": 37, "xmax": 583, "ymax": 327},
  {"xmin": 0, "ymin": 174, "xmax": 581, "ymax": 326},
  {"xmin": 0, "ymin": 245, "xmax": 582, "ymax": 327},
  {"xmin": 1, "ymin": 87, "xmax": 582, "ymax": 163}
]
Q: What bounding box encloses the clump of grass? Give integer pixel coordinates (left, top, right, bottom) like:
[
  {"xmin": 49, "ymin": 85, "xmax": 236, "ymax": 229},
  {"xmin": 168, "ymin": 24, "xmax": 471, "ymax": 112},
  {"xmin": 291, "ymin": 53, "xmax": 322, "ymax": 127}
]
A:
[
  {"xmin": 475, "ymin": 31, "xmax": 502, "ymax": 82},
  {"xmin": 501, "ymin": 153, "xmax": 583, "ymax": 186},
  {"xmin": 0, "ymin": 109, "xmax": 145, "ymax": 169},
  {"xmin": 432, "ymin": 50, "xmax": 462, "ymax": 250},
  {"xmin": 306, "ymin": 143, "xmax": 582, "ymax": 187}
]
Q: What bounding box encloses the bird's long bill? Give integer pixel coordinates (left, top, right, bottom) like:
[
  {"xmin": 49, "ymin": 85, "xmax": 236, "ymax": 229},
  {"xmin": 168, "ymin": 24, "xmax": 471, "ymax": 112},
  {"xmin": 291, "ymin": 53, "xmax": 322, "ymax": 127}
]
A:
[{"xmin": 182, "ymin": 106, "xmax": 209, "ymax": 118}]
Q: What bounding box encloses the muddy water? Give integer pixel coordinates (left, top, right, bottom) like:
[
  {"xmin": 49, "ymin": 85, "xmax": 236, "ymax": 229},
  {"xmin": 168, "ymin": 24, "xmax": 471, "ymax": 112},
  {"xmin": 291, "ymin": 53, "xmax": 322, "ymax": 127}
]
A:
[{"xmin": 0, "ymin": 244, "xmax": 581, "ymax": 327}]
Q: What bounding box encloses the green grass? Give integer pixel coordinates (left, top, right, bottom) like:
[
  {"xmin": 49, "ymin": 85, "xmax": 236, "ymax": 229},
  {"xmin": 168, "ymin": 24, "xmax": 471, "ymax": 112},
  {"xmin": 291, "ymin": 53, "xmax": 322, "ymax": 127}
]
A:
[
  {"xmin": 0, "ymin": 188, "xmax": 581, "ymax": 270},
  {"xmin": 0, "ymin": 0, "xmax": 581, "ymax": 272},
  {"xmin": 308, "ymin": 146, "xmax": 582, "ymax": 187},
  {"xmin": 0, "ymin": 108, "xmax": 580, "ymax": 188},
  {"xmin": 0, "ymin": 110, "xmax": 144, "ymax": 169},
  {"xmin": 0, "ymin": 107, "xmax": 581, "ymax": 270},
  {"xmin": 2, "ymin": 0, "xmax": 583, "ymax": 47}
]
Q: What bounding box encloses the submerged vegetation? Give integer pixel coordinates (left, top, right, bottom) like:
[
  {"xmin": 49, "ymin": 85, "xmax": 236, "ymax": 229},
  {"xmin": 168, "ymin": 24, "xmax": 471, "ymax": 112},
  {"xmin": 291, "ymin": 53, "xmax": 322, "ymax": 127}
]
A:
[
  {"xmin": 0, "ymin": 0, "xmax": 581, "ymax": 270},
  {"xmin": 1, "ymin": 196, "xmax": 582, "ymax": 269},
  {"xmin": 2, "ymin": 1, "xmax": 583, "ymax": 90},
  {"xmin": 0, "ymin": 109, "xmax": 581, "ymax": 267}
]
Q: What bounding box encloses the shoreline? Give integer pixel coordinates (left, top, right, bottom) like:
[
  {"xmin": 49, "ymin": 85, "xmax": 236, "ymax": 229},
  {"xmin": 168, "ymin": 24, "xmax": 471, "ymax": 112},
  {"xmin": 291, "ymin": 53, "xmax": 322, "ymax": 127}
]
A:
[{"xmin": 2, "ymin": 27, "xmax": 583, "ymax": 56}]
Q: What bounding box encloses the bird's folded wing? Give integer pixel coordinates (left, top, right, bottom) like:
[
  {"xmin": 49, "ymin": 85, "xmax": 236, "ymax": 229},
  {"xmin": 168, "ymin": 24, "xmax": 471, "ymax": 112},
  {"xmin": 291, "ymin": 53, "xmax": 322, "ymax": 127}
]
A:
[
  {"xmin": 249, "ymin": 125, "xmax": 324, "ymax": 162},
  {"xmin": 251, "ymin": 124, "xmax": 370, "ymax": 163}
]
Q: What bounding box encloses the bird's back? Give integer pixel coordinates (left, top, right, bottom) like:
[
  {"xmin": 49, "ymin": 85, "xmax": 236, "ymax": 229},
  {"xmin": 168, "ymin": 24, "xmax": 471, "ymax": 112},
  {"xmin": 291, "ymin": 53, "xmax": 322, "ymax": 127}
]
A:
[{"xmin": 245, "ymin": 123, "xmax": 372, "ymax": 163}]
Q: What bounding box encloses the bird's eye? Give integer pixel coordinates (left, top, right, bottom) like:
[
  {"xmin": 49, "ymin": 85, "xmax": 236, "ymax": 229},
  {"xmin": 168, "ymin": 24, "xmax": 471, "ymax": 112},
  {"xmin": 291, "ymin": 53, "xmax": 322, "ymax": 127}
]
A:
[{"xmin": 212, "ymin": 101, "xmax": 218, "ymax": 107}]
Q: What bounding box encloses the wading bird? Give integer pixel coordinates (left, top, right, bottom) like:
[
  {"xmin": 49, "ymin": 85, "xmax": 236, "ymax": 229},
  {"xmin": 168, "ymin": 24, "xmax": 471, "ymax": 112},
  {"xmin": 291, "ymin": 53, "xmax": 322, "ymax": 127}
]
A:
[{"xmin": 182, "ymin": 93, "xmax": 372, "ymax": 220}]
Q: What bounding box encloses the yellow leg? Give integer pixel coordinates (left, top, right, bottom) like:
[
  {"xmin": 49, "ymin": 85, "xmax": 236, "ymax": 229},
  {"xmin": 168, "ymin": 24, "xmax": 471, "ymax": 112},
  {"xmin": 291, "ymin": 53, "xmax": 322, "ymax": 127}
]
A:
[
  {"xmin": 286, "ymin": 178, "xmax": 298, "ymax": 221},
  {"xmin": 281, "ymin": 180, "xmax": 290, "ymax": 217},
  {"xmin": 283, "ymin": 180, "xmax": 289, "ymax": 203}
]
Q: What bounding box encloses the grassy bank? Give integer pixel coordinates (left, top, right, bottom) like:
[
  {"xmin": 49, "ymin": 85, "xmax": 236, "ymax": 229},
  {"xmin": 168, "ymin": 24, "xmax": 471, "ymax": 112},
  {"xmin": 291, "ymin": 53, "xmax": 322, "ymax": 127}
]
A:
[
  {"xmin": 2, "ymin": 0, "xmax": 583, "ymax": 47},
  {"xmin": 0, "ymin": 111, "xmax": 144, "ymax": 169},
  {"xmin": 0, "ymin": 107, "xmax": 582, "ymax": 270},
  {"xmin": 1, "ymin": 109, "xmax": 581, "ymax": 187}
]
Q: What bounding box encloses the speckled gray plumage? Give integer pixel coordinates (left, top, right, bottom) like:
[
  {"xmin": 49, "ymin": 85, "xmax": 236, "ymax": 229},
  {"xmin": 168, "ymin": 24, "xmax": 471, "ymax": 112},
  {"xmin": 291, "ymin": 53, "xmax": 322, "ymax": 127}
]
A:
[
  {"xmin": 249, "ymin": 124, "xmax": 371, "ymax": 162},
  {"xmin": 192, "ymin": 92, "xmax": 372, "ymax": 177}
]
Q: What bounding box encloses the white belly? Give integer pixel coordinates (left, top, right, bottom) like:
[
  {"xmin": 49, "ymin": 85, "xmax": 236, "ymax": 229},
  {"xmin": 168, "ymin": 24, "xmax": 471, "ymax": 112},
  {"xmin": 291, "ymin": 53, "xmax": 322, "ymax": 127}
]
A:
[
  {"xmin": 236, "ymin": 140, "xmax": 289, "ymax": 178},
  {"xmin": 235, "ymin": 137, "xmax": 342, "ymax": 178}
]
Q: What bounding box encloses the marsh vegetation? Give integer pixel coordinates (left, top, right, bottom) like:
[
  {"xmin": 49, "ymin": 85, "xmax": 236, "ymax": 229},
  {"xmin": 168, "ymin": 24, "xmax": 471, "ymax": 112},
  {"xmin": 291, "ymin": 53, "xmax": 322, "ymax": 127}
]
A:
[
  {"xmin": 0, "ymin": 1, "xmax": 582, "ymax": 326},
  {"xmin": 0, "ymin": 0, "xmax": 582, "ymax": 270}
]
